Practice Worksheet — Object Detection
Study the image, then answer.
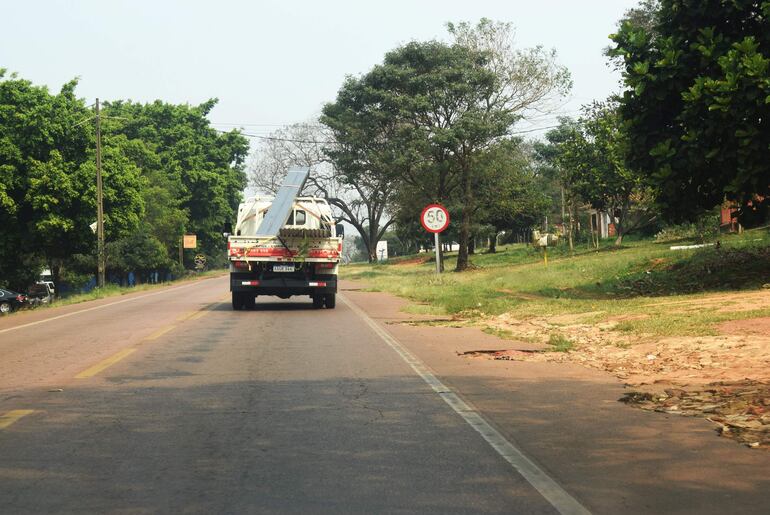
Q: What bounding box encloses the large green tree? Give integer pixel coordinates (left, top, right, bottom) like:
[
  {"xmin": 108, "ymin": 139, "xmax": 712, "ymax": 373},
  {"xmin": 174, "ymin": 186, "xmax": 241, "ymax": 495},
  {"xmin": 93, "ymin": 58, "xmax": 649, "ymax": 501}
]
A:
[
  {"xmin": 558, "ymin": 100, "xmax": 649, "ymax": 245},
  {"xmin": 474, "ymin": 139, "xmax": 550, "ymax": 253},
  {"xmin": 104, "ymin": 99, "xmax": 248, "ymax": 263},
  {"xmin": 318, "ymin": 20, "xmax": 570, "ymax": 271},
  {"xmin": 534, "ymin": 118, "xmax": 582, "ymax": 250},
  {"xmin": 609, "ymin": 0, "xmax": 770, "ymax": 223},
  {"xmin": 0, "ymin": 72, "xmax": 94, "ymax": 288},
  {"xmin": 1, "ymin": 70, "xmax": 247, "ymax": 290}
]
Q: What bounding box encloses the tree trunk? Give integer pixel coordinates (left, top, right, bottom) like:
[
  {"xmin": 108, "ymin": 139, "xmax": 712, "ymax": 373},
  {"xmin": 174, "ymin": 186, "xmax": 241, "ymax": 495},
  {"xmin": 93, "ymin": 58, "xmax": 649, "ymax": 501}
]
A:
[
  {"xmin": 51, "ymin": 261, "xmax": 62, "ymax": 299},
  {"xmin": 487, "ymin": 232, "xmax": 498, "ymax": 253},
  {"xmin": 369, "ymin": 223, "xmax": 380, "ymax": 261},
  {"xmin": 614, "ymin": 199, "xmax": 629, "ymax": 246},
  {"xmin": 468, "ymin": 234, "xmax": 475, "ymax": 255},
  {"xmin": 567, "ymin": 200, "xmax": 575, "ymax": 252},
  {"xmin": 455, "ymin": 159, "xmax": 473, "ymax": 272}
]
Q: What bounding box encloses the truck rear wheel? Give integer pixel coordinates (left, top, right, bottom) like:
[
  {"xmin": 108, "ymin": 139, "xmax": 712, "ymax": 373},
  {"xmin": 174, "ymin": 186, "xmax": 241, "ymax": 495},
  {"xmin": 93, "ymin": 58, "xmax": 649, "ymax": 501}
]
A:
[
  {"xmin": 324, "ymin": 293, "xmax": 336, "ymax": 309},
  {"xmin": 244, "ymin": 295, "xmax": 256, "ymax": 310},
  {"xmin": 312, "ymin": 295, "xmax": 324, "ymax": 309},
  {"xmin": 232, "ymin": 292, "xmax": 244, "ymax": 310}
]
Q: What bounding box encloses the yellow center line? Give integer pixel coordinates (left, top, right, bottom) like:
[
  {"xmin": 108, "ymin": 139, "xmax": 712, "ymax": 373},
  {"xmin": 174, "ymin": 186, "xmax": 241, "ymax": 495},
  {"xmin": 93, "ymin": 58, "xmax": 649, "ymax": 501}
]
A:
[
  {"xmin": 177, "ymin": 300, "xmax": 225, "ymax": 322},
  {"xmin": 143, "ymin": 324, "xmax": 177, "ymax": 341},
  {"xmin": 0, "ymin": 409, "xmax": 36, "ymax": 430},
  {"xmin": 188, "ymin": 310, "xmax": 211, "ymax": 321},
  {"xmin": 176, "ymin": 311, "xmax": 198, "ymax": 322},
  {"xmin": 75, "ymin": 348, "xmax": 137, "ymax": 379}
]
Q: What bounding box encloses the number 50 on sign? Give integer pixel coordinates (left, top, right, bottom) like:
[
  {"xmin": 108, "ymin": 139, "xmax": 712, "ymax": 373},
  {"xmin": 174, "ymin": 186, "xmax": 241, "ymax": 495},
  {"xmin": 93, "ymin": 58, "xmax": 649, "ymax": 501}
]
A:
[
  {"xmin": 420, "ymin": 204, "xmax": 449, "ymax": 274},
  {"xmin": 420, "ymin": 204, "xmax": 450, "ymax": 233}
]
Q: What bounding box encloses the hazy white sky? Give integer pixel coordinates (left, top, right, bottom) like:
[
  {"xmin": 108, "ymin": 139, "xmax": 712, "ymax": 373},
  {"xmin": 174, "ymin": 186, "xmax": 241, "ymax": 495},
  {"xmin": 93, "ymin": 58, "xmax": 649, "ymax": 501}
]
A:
[{"xmin": 1, "ymin": 0, "xmax": 638, "ymax": 143}]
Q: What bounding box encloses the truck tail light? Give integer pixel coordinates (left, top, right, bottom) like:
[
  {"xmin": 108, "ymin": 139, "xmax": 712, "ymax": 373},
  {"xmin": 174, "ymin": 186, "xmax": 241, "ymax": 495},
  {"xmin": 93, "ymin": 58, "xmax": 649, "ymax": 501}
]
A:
[
  {"xmin": 308, "ymin": 282, "xmax": 327, "ymax": 287},
  {"xmin": 241, "ymin": 280, "xmax": 260, "ymax": 286},
  {"xmin": 315, "ymin": 262, "xmax": 335, "ymax": 270},
  {"xmin": 233, "ymin": 261, "xmax": 249, "ymax": 269}
]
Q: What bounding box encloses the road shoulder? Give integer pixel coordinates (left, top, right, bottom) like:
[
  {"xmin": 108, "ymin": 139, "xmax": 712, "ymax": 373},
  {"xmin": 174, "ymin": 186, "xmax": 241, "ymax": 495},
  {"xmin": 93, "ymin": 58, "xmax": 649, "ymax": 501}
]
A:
[{"xmin": 341, "ymin": 279, "xmax": 770, "ymax": 515}]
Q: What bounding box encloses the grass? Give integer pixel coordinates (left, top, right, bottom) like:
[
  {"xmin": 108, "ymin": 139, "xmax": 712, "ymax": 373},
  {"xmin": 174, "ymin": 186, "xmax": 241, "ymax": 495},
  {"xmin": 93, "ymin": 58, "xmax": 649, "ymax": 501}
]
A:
[
  {"xmin": 13, "ymin": 270, "xmax": 227, "ymax": 314},
  {"xmin": 342, "ymin": 228, "xmax": 770, "ymax": 338},
  {"xmin": 547, "ymin": 333, "xmax": 574, "ymax": 352}
]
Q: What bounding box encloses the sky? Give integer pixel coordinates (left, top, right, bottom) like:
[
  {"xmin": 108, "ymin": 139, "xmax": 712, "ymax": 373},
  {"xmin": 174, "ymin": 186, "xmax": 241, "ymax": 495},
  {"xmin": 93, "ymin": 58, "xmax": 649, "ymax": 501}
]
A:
[{"xmin": 1, "ymin": 0, "xmax": 639, "ymax": 146}]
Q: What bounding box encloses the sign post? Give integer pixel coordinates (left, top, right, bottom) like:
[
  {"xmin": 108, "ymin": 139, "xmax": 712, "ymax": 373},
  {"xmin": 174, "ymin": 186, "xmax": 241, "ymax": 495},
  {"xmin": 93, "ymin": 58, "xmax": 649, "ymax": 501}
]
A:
[
  {"xmin": 531, "ymin": 230, "xmax": 559, "ymax": 267},
  {"xmin": 420, "ymin": 204, "xmax": 450, "ymax": 274}
]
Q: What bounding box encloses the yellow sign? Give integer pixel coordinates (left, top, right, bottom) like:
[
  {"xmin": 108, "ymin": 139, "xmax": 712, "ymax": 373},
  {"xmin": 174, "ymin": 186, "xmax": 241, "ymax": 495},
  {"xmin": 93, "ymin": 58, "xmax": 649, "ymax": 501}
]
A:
[{"xmin": 183, "ymin": 234, "xmax": 197, "ymax": 249}]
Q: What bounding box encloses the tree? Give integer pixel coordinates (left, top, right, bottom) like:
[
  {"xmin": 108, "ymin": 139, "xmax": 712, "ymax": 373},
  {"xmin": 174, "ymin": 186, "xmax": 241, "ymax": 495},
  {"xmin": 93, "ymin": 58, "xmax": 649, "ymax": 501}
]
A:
[
  {"xmin": 474, "ymin": 140, "xmax": 550, "ymax": 253},
  {"xmin": 534, "ymin": 118, "xmax": 582, "ymax": 250},
  {"xmin": 250, "ymin": 122, "xmax": 397, "ymax": 263},
  {"xmin": 107, "ymin": 232, "xmax": 170, "ymax": 283},
  {"xmin": 389, "ymin": 21, "xmax": 571, "ymax": 271},
  {"xmin": 322, "ymin": 76, "xmax": 411, "ymax": 262},
  {"xmin": 609, "ymin": 0, "xmax": 770, "ymax": 223},
  {"xmin": 604, "ymin": 0, "xmax": 661, "ymax": 71},
  {"xmin": 0, "ymin": 71, "xmax": 249, "ymax": 290},
  {"xmin": 0, "ymin": 72, "xmax": 93, "ymax": 289},
  {"xmin": 557, "ymin": 99, "xmax": 653, "ymax": 245},
  {"xmin": 104, "ymin": 99, "xmax": 249, "ymax": 262}
]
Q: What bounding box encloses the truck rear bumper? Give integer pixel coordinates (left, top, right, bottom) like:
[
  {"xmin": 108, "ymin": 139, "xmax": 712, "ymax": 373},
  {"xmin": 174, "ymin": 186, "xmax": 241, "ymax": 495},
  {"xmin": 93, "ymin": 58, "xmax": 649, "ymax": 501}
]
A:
[{"xmin": 230, "ymin": 275, "xmax": 337, "ymax": 296}]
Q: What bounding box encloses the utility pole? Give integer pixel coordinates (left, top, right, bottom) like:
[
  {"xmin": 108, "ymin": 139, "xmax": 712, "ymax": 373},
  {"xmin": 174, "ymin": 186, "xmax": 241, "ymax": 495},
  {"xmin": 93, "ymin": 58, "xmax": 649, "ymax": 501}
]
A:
[{"xmin": 95, "ymin": 98, "xmax": 106, "ymax": 288}]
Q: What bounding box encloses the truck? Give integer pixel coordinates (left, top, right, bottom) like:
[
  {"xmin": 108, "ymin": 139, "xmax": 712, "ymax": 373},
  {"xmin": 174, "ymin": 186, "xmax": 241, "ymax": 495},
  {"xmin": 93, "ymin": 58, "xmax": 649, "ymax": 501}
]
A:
[{"xmin": 226, "ymin": 168, "xmax": 343, "ymax": 310}]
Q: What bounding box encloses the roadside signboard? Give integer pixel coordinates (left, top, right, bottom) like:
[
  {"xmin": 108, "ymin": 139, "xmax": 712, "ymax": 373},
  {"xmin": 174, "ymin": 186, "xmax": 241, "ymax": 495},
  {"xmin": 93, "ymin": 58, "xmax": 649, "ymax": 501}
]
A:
[
  {"xmin": 420, "ymin": 204, "xmax": 450, "ymax": 233},
  {"xmin": 183, "ymin": 234, "xmax": 197, "ymax": 249},
  {"xmin": 194, "ymin": 254, "xmax": 207, "ymax": 270},
  {"xmin": 420, "ymin": 204, "xmax": 449, "ymax": 274}
]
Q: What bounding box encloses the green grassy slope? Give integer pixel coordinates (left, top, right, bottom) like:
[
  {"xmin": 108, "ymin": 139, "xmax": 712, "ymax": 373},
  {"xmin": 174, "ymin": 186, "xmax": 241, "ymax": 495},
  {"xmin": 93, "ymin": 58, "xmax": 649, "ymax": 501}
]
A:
[{"xmin": 342, "ymin": 229, "xmax": 770, "ymax": 337}]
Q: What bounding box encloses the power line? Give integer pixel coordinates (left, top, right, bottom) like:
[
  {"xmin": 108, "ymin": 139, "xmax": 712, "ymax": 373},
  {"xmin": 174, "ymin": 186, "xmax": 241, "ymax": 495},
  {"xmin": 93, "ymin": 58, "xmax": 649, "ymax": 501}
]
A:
[
  {"xmin": 222, "ymin": 130, "xmax": 331, "ymax": 144},
  {"xmin": 211, "ymin": 122, "xmax": 323, "ymax": 128},
  {"xmin": 511, "ymin": 125, "xmax": 561, "ymax": 135},
  {"xmin": 230, "ymin": 125, "xmax": 560, "ymax": 143}
]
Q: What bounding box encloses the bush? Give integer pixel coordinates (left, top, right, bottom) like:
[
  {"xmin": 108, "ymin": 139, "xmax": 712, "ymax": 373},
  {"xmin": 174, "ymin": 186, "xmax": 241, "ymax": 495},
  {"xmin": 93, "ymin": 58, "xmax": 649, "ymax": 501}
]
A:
[{"xmin": 655, "ymin": 212, "xmax": 720, "ymax": 243}]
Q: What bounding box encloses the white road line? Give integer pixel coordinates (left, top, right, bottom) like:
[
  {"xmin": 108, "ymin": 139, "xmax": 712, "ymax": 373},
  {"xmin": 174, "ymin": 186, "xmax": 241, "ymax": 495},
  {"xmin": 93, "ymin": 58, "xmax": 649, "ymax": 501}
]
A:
[
  {"xmin": 0, "ymin": 277, "xmax": 222, "ymax": 335},
  {"xmin": 340, "ymin": 294, "xmax": 592, "ymax": 515}
]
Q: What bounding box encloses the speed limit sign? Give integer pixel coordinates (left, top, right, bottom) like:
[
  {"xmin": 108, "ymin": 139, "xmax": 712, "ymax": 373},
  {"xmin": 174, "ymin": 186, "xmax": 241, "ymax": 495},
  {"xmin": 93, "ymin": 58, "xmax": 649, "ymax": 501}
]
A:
[
  {"xmin": 420, "ymin": 204, "xmax": 450, "ymax": 233},
  {"xmin": 421, "ymin": 204, "xmax": 449, "ymax": 274}
]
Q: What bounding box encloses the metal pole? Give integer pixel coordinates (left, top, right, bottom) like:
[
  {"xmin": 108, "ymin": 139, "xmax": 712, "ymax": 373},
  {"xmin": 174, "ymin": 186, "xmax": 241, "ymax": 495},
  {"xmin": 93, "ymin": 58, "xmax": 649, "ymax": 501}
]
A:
[
  {"xmin": 434, "ymin": 232, "xmax": 441, "ymax": 274},
  {"xmin": 95, "ymin": 98, "xmax": 106, "ymax": 288},
  {"xmin": 179, "ymin": 235, "xmax": 184, "ymax": 267}
]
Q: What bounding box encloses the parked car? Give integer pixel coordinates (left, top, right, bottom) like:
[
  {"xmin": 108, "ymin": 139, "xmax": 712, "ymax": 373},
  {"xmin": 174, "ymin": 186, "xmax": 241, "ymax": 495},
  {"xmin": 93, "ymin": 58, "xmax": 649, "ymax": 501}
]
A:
[
  {"xmin": 0, "ymin": 288, "xmax": 27, "ymax": 314},
  {"xmin": 39, "ymin": 280, "xmax": 55, "ymax": 297},
  {"xmin": 27, "ymin": 283, "xmax": 54, "ymax": 306}
]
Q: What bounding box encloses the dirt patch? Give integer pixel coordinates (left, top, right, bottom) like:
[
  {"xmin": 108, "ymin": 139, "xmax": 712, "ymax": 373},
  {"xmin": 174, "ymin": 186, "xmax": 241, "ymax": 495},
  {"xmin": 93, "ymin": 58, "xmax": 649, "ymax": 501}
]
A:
[
  {"xmin": 457, "ymin": 289, "xmax": 770, "ymax": 448},
  {"xmin": 621, "ymin": 381, "xmax": 770, "ymax": 449},
  {"xmin": 391, "ymin": 256, "xmax": 431, "ymax": 266},
  {"xmin": 479, "ymin": 314, "xmax": 770, "ymax": 385},
  {"xmin": 718, "ymin": 316, "xmax": 770, "ymax": 336},
  {"xmin": 642, "ymin": 290, "xmax": 770, "ymax": 310}
]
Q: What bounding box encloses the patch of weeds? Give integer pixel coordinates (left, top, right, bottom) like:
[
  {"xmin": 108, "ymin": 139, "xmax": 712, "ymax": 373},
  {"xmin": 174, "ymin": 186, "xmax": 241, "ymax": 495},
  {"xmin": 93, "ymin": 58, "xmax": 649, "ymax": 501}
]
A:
[
  {"xmin": 482, "ymin": 326, "xmax": 517, "ymax": 340},
  {"xmin": 404, "ymin": 319, "xmax": 466, "ymax": 328},
  {"xmin": 611, "ymin": 245, "xmax": 770, "ymax": 297},
  {"xmin": 546, "ymin": 333, "xmax": 574, "ymax": 352},
  {"xmin": 401, "ymin": 303, "xmax": 445, "ymax": 316}
]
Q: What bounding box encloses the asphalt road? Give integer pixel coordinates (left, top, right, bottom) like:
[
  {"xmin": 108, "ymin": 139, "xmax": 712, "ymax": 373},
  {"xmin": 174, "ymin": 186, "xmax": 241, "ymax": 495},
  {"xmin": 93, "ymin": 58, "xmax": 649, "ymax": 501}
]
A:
[{"xmin": 0, "ymin": 276, "xmax": 572, "ymax": 514}]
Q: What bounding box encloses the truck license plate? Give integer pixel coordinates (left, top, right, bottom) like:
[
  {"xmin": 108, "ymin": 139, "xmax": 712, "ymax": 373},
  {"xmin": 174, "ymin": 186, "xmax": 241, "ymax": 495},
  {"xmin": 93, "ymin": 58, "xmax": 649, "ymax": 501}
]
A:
[{"xmin": 272, "ymin": 265, "xmax": 294, "ymax": 272}]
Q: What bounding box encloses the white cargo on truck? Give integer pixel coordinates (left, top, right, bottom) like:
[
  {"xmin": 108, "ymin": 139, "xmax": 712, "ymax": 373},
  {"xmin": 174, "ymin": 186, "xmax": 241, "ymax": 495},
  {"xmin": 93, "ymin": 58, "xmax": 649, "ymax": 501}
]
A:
[{"xmin": 226, "ymin": 168, "xmax": 342, "ymax": 310}]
